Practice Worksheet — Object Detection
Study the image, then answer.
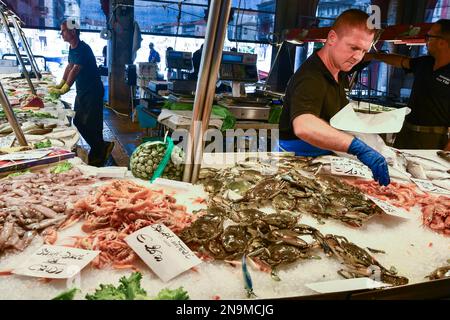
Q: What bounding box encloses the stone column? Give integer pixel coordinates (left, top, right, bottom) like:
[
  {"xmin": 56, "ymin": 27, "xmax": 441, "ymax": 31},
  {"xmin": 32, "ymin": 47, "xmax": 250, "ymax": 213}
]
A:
[{"xmin": 109, "ymin": 0, "xmax": 134, "ymax": 114}]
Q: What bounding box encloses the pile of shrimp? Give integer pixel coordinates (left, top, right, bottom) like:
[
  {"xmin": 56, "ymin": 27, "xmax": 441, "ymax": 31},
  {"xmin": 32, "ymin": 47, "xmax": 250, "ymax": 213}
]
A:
[
  {"xmin": 344, "ymin": 179, "xmax": 449, "ymax": 235},
  {"xmin": 344, "ymin": 180, "xmax": 424, "ymax": 210},
  {"xmin": 63, "ymin": 180, "xmax": 195, "ymax": 269},
  {"xmin": 418, "ymin": 196, "xmax": 450, "ymax": 235}
]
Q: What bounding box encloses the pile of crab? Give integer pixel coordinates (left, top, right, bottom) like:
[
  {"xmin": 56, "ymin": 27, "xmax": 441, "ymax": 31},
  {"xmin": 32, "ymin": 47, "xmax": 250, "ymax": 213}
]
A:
[
  {"xmin": 198, "ymin": 156, "xmax": 383, "ymax": 228},
  {"xmin": 180, "ymin": 206, "xmax": 409, "ymax": 286},
  {"xmin": 187, "ymin": 157, "xmax": 411, "ymax": 286}
]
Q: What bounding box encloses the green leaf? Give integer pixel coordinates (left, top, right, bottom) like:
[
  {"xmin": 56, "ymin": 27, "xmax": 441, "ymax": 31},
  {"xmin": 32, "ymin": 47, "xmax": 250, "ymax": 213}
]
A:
[
  {"xmin": 34, "ymin": 139, "xmax": 52, "ymax": 149},
  {"xmin": 84, "ymin": 272, "xmax": 148, "ymax": 300},
  {"xmin": 117, "ymin": 272, "xmax": 148, "ymax": 300},
  {"xmin": 57, "ymin": 272, "xmax": 190, "ymax": 300},
  {"xmin": 153, "ymin": 287, "xmax": 189, "ymax": 300},
  {"xmin": 50, "ymin": 161, "xmax": 73, "ymax": 174},
  {"xmin": 52, "ymin": 288, "xmax": 80, "ymax": 300},
  {"xmin": 85, "ymin": 284, "xmax": 127, "ymax": 300}
]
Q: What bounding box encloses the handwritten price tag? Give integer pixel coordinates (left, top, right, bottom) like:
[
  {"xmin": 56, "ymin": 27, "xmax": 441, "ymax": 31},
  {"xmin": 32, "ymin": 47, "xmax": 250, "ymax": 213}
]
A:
[
  {"xmin": 367, "ymin": 196, "xmax": 411, "ymax": 219},
  {"xmin": 331, "ymin": 157, "xmax": 372, "ymax": 179},
  {"xmin": 12, "ymin": 245, "xmax": 99, "ymax": 279},
  {"xmin": 125, "ymin": 224, "xmax": 201, "ymax": 282},
  {"xmin": 411, "ymin": 178, "xmax": 450, "ymax": 195}
]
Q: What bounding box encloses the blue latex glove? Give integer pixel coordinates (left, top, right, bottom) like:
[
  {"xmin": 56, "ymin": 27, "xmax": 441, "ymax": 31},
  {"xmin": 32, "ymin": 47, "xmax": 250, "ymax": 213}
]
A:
[{"xmin": 348, "ymin": 137, "xmax": 390, "ymax": 186}]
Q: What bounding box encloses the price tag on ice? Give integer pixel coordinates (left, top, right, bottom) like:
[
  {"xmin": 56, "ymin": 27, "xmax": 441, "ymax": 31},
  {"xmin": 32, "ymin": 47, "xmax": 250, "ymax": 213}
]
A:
[
  {"xmin": 331, "ymin": 157, "xmax": 372, "ymax": 179},
  {"xmin": 306, "ymin": 277, "xmax": 391, "ymax": 294},
  {"xmin": 125, "ymin": 224, "xmax": 201, "ymax": 282},
  {"xmin": 411, "ymin": 178, "xmax": 450, "ymax": 195},
  {"xmin": 367, "ymin": 196, "xmax": 411, "ymax": 219},
  {"xmin": 152, "ymin": 178, "xmax": 193, "ymax": 190},
  {"xmin": 12, "ymin": 245, "xmax": 99, "ymax": 279}
]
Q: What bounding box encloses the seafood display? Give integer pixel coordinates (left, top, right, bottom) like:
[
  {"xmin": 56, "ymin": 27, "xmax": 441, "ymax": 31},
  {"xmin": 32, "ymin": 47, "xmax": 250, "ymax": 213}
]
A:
[
  {"xmin": 198, "ymin": 158, "xmax": 383, "ymax": 227},
  {"xmin": 346, "ymin": 179, "xmax": 450, "ymax": 235},
  {"xmin": 426, "ymin": 261, "xmax": 450, "ymax": 280},
  {"xmin": 0, "ymin": 110, "xmax": 57, "ymax": 125},
  {"xmin": 419, "ymin": 196, "xmax": 450, "ymax": 235},
  {"xmin": 436, "ymin": 151, "xmax": 450, "ymax": 163},
  {"xmin": 65, "ymin": 180, "xmax": 194, "ymax": 269},
  {"xmin": 0, "ymin": 108, "xmax": 77, "ymax": 149},
  {"xmin": 321, "ymin": 234, "xmax": 408, "ymax": 286},
  {"xmin": 0, "ymin": 168, "xmax": 99, "ymax": 255},
  {"xmin": 0, "ymin": 95, "xmax": 447, "ymax": 303},
  {"xmin": 180, "ymin": 206, "xmax": 409, "ymax": 286},
  {"xmin": 401, "ymin": 152, "xmax": 450, "ymax": 182},
  {"xmin": 344, "ymin": 180, "xmax": 423, "ymax": 210},
  {"xmin": 0, "ymin": 74, "xmax": 76, "ymax": 149}
]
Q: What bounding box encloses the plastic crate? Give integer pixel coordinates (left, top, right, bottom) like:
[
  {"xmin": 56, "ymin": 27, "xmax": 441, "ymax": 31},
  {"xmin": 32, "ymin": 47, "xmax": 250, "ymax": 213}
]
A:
[{"xmin": 136, "ymin": 105, "xmax": 157, "ymax": 128}]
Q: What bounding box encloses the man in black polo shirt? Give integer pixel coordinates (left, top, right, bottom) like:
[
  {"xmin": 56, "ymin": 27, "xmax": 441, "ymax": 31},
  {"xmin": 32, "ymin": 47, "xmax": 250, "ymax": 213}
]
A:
[
  {"xmin": 49, "ymin": 20, "xmax": 114, "ymax": 166},
  {"xmin": 365, "ymin": 19, "xmax": 450, "ymax": 150},
  {"xmin": 279, "ymin": 9, "xmax": 390, "ymax": 186}
]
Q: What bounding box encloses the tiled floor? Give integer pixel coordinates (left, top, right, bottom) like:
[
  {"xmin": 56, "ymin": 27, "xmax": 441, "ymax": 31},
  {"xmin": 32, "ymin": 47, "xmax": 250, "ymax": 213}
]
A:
[
  {"xmin": 76, "ymin": 107, "xmax": 146, "ymax": 168},
  {"xmin": 104, "ymin": 107, "xmax": 147, "ymax": 167}
]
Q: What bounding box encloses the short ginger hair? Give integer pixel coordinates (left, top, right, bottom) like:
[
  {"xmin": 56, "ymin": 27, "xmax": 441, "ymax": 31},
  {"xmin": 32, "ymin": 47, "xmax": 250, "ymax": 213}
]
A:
[{"xmin": 332, "ymin": 9, "xmax": 376, "ymax": 36}]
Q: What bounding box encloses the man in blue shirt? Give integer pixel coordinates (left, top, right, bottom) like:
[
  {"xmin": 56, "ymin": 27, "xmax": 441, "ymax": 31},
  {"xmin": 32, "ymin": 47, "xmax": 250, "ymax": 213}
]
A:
[
  {"xmin": 49, "ymin": 20, "xmax": 114, "ymax": 167},
  {"xmin": 148, "ymin": 42, "xmax": 161, "ymax": 64}
]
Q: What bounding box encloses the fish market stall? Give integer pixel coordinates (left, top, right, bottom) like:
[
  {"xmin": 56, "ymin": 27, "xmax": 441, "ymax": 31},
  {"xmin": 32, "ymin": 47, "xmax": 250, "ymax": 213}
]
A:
[
  {"xmin": 0, "ymin": 149, "xmax": 448, "ymax": 300},
  {"xmin": 0, "ymin": 73, "xmax": 79, "ymax": 153}
]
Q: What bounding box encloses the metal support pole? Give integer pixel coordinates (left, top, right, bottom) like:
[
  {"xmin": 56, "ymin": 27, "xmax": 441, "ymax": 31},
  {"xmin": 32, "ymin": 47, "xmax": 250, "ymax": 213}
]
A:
[
  {"xmin": 190, "ymin": 0, "xmax": 232, "ymax": 184},
  {"xmin": 10, "ymin": 15, "xmax": 41, "ymax": 80},
  {"xmin": 0, "ymin": 11, "xmax": 36, "ymax": 95},
  {"xmin": 182, "ymin": 0, "xmax": 232, "ymax": 183},
  {"xmin": 0, "ymin": 81, "xmax": 28, "ymax": 146}
]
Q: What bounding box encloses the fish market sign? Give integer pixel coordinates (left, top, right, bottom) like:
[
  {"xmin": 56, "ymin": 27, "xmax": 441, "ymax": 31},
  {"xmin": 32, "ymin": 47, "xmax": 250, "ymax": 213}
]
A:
[
  {"xmin": 125, "ymin": 224, "xmax": 201, "ymax": 282},
  {"xmin": 330, "ymin": 157, "xmax": 372, "ymax": 179},
  {"xmin": 13, "ymin": 245, "xmax": 99, "ymax": 279}
]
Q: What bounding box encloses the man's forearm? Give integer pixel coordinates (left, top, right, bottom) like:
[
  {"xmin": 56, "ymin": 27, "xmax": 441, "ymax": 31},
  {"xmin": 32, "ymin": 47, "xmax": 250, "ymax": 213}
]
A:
[
  {"xmin": 365, "ymin": 52, "xmax": 410, "ymax": 69},
  {"xmin": 292, "ymin": 114, "xmax": 354, "ymax": 152},
  {"xmin": 293, "ymin": 114, "xmax": 390, "ymax": 186},
  {"xmin": 65, "ymin": 65, "xmax": 81, "ymax": 87},
  {"xmin": 62, "ymin": 64, "xmax": 73, "ymax": 81}
]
